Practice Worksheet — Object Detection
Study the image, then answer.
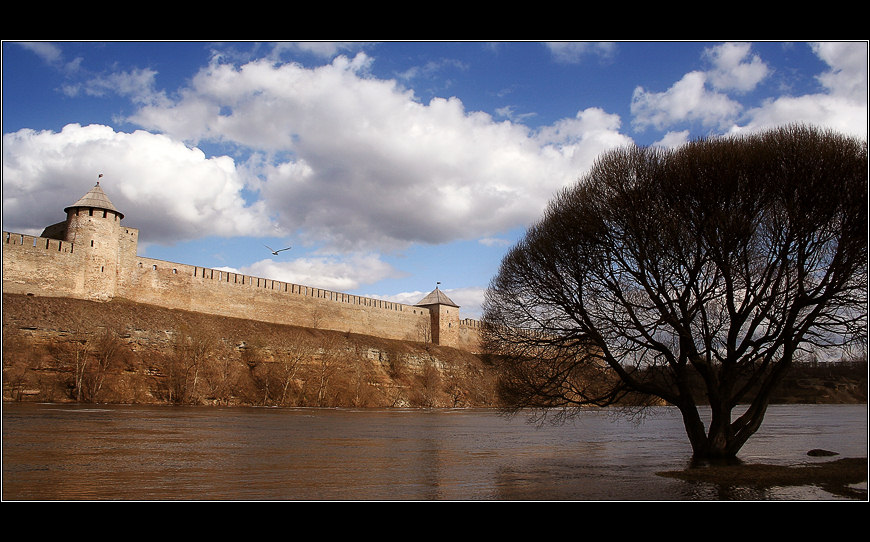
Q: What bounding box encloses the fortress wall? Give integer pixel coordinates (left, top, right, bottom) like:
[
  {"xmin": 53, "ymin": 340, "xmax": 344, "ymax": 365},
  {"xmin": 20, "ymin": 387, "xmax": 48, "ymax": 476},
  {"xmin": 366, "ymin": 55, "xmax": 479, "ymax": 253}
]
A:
[
  {"xmin": 458, "ymin": 318, "xmax": 483, "ymax": 353},
  {"xmin": 3, "ymin": 223, "xmax": 479, "ymax": 349},
  {"xmin": 119, "ymin": 256, "xmax": 432, "ymax": 342},
  {"xmin": 2, "ymin": 232, "xmax": 84, "ymax": 297}
]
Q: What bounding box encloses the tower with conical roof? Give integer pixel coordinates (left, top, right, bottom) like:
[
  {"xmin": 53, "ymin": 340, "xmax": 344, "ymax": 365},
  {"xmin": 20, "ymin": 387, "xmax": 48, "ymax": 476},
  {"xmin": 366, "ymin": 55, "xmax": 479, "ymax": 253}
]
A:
[
  {"xmin": 415, "ymin": 285, "xmax": 460, "ymax": 347},
  {"xmin": 42, "ymin": 180, "xmax": 128, "ymax": 300}
]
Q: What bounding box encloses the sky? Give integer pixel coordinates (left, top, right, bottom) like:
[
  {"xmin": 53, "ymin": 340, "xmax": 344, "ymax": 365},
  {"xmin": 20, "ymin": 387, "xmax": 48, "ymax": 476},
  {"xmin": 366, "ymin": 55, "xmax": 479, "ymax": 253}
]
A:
[{"xmin": 2, "ymin": 41, "xmax": 867, "ymax": 319}]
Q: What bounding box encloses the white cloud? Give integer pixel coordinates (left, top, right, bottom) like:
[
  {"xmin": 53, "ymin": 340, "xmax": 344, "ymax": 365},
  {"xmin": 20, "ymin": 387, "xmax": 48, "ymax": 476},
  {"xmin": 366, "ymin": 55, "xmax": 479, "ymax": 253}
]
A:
[
  {"xmin": 128, "ymin": 53, "xmax": 628, "ymax": 251},
  {"xmin": 238, "ymin": 253, "xmax": 404, "ymax": 292},
  {"xmin": 71, "ymin": 67, "xmax": 164, "ymax": 106},
  {"xmin": 812, "ymin": 41, "xmax": 867, "ymax": 102},
  {"xmin": 704, "ymin": 42, "xmax": 769, "ymax": 93},
  {"xmin": 736, "ymin": 42, "xmax": 867, "ymax": 139},
  {"xmin": 1, "ymin": 123, "xmax": 270, "ymax": 241},
  {"xmin": 271, "ymin": 42, "xmax": 372, "ymax": 60},
  {"xmin": 652, "ymin": 130, "xmax": 691, "ymax": 148},
  {"xmin": 631, "ymin": 42, "xmax": 867, "ymax": 139},
  {"xmin": 371, "ymin": 285, "xmax": 488, "ymax": 319},
  {"xmin": 545, "ymin": 42, "xmax": 617, "ymax": 64},
  {"xmin": 631, "ymin": 71, "xmax": 741, "ymax": 131},
  {"xmin": 17, "ymin": 42, "xmax": 64, "ymax": 65},
  {"xmin": 7, "ymin": 43, "xmax": 864, "ymax": 259}
]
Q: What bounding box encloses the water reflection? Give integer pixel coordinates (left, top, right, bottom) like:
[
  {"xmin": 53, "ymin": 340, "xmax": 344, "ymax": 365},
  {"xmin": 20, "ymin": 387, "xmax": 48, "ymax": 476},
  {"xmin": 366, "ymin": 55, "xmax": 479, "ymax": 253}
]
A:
[{"xmin": 2, "ymin": 403, "xmax": 866, "ymax": 501}]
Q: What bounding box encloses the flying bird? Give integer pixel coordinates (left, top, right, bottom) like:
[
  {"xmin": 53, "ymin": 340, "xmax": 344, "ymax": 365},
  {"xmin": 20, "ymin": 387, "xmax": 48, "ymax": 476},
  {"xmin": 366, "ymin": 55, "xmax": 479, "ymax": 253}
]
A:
[{"xmin": 265, "ymin": 245, "xmax": 292, "ymax": 255}]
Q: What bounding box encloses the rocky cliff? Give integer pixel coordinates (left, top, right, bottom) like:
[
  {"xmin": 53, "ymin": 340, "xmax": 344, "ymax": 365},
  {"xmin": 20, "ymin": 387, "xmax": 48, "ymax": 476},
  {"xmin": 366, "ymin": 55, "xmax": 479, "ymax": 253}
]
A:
[
  {"xmin": 2, "ymin": 293, "xmax": 497, "ymax": 407},
  {"xmin": 3, "ymin": 293, "xmax": 865, "ymax": 408}
]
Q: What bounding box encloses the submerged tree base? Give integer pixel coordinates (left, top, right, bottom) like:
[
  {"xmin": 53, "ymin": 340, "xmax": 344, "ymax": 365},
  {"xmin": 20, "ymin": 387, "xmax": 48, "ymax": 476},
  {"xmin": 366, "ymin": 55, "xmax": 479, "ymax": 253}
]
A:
[{"xmin": 658, "ymin": 457, "xmax": 868, "ymax": 500}]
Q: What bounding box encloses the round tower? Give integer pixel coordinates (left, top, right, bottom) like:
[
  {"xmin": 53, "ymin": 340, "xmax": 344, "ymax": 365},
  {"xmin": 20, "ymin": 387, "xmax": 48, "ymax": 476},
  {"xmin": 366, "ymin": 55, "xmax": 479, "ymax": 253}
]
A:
[{"xmin": 63, "ymin": 180, "xmax": 125, "ymax": 300}]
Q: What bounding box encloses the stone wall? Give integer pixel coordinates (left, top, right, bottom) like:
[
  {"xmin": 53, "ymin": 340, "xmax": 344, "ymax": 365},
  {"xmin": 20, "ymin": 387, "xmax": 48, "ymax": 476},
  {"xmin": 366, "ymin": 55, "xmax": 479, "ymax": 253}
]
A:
[
  {"xmin": 119, "ymin": 255, "xmax": 433, "ymax": 343},
  {"xmin": 2, "ymin": 232, "xmax": 83, "ymax": 298},
  {"xmin": 458, "ymin": 318, "xmax": 483, "ymax": 353},
  {"xmin": 3, "ymin": 230, "xmax": 480, "ymax": 349}
]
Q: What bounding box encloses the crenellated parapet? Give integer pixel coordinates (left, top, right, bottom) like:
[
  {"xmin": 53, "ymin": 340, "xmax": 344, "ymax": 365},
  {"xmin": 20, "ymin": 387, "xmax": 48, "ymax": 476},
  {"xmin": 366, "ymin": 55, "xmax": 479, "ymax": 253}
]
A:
[{"xmin": 3, "ymin": 182, "xmax": 483, "ymax": 352}]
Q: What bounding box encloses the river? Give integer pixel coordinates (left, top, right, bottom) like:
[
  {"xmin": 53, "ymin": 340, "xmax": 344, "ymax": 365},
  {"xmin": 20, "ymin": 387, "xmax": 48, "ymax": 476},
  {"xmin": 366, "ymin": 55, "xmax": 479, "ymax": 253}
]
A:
[{"xmin": 2, "ymin": 403, "xmax": 866, "ymax": 501}]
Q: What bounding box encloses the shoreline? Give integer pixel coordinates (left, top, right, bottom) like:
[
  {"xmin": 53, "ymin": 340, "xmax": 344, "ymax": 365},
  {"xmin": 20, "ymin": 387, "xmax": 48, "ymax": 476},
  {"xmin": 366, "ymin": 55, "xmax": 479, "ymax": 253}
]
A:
[{"xmin": 658, "ymin": 456, "xmax": 868, "ymax": 500}]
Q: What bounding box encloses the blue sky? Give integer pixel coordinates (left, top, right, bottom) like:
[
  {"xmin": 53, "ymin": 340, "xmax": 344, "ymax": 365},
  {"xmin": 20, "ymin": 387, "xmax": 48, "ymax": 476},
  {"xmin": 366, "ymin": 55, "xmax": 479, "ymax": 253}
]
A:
[{"xmin": 3, "ymin": 41, "xmax": 867, "ymax": 318}]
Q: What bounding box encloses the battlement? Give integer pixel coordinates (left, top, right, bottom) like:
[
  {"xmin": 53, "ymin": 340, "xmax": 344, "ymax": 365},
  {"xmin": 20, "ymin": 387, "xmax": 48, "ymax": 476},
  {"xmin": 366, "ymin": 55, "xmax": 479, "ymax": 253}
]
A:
[
  {"xmin": 135, "ymin": 256, "xmax": 429, "ymax": 317},
  {"xmin": 5, "ymin": 231, "xmax": 75, "ymax": 253},
  {"xmin": 2, "ymin": 183, "xmax": 482, "ymax": 351}
]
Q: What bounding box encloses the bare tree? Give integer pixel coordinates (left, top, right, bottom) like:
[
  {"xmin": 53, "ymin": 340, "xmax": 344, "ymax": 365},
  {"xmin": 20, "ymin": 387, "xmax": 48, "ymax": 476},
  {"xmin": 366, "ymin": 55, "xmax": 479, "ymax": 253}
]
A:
[
  {"xmin": 242, "ymin": 341, "xmax": 273, "ymax": 405},
  {"xmin": 275, "ymin": 331, "xmax": 315, "ymax": 405},
  {"xmin": 87, "ymin": 326, "xmax": 124, "ymax": 402},
  {"xmin": 2, "ymin": 328, "xmax": 36, "ymax": 401},
  {"xmin": 482, "ymin": 125, "xmax": 867, "ymax": 459},
  {"xmin": 203, "ymin": 353, "xmax": 239, "ymax": 405},
  {"xmin": 313, "ymin": 351, "xmax": 339, "ymax": 407},
  {"xmin": 165, "ymin": 325, "xmax": 220, "ymax": 404},
  {"xmin": 306, "ymin": 334, "xmax": 349, "ymax": 407},
  {"xmin": 48, "ymin": 334, "xmax": 93, "ymax": 402}
]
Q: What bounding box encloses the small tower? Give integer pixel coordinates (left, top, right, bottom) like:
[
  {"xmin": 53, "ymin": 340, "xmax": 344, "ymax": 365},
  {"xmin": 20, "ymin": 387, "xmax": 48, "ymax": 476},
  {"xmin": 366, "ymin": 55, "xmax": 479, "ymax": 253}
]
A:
[
  {"xmin": 415, "ymin": 285, "xmax": 460, "ymax": 347},
  {"xmin": 62, "ymin": 180, "xmax": 124, "ymax": 241},
  {"xmin": 60, "ymin": 180, "xmax": 125, "ymax": 300}
]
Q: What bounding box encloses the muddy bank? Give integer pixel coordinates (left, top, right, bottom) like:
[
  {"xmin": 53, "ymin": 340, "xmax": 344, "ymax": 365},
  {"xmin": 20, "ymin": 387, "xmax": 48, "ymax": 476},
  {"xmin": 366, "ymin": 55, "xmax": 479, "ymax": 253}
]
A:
[
  {"xmin": 2, "ymin": 293, "xmax": 497, "ymax": 408},
  {"xmin": 2, "ymin": 293, "xmax": 866, "ymax": 408},
  {"xmin": 659, "ymin": 456, "xmax": 868, "ymax": 500}
]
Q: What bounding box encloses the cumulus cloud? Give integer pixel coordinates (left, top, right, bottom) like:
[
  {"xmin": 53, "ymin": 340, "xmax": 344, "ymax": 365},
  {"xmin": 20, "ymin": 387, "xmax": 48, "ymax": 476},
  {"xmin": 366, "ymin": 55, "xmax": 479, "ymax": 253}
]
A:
[
  {"xmin": 629, "ymin": 42, "xmax": 766, "ymax": 131},
  {"xmin": 652, "ymin": 130, "xmax": 691, "ymax": 148},
  {"xmin": 128, "ymin": 53, "xmax": 626, "ymax": 251},
  {"xmin": 372, "ymin": 285, "xmax": 487, "ymax": 319},
  {"xmin": 6, "ymin": 42, "xmax": 863, "ymax": 271},
  {"xmin": 631, "ymin": 41, "xmax": 867, "ymax": 139},
  {"xmin": 631, "ymin": 71, "xmax": 742, "ymax": 131},
  {"xmin": 812, "ymin": 41, "xmax": 867, "ymax": 102},
  {"xmin": 734, "ymin": 42, "xmax": 867, "ymax": 139},
  {"xmin": 1, "ymin": 123, "xmax": 270, "ymax": 241},
  {"xmin": 704, "ymin": 42, "xmax": 769, "ymax": 92},
  {"xmin": 229, "ymin": 252, "xmax": 404, "ymax": 292}
]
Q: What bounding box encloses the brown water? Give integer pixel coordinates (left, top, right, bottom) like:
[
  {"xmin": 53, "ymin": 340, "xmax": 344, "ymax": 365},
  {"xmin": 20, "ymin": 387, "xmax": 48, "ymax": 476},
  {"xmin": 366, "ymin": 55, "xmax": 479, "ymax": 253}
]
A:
[{"xmin": 2, "ymin": 403, "xmax": 866, "ymax": 501}]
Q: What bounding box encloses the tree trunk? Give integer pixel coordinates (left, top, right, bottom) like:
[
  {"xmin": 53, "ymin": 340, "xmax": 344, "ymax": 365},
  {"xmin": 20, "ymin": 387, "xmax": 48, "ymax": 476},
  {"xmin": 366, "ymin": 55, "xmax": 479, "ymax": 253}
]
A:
[{"xmin": 679, "ymin": 400, "xmax": 773, "ymax": 459}]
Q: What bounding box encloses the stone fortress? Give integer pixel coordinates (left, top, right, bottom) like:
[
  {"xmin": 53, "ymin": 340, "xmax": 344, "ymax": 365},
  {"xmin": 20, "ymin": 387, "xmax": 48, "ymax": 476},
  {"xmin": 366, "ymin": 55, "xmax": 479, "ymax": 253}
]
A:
[{"xmin": 3, "ymin": 182, "xmax": 483, "ymax": 352}]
